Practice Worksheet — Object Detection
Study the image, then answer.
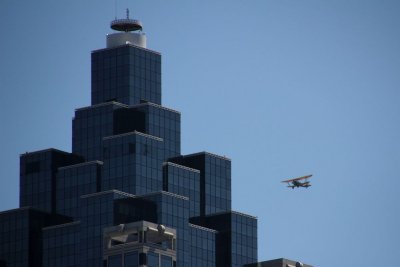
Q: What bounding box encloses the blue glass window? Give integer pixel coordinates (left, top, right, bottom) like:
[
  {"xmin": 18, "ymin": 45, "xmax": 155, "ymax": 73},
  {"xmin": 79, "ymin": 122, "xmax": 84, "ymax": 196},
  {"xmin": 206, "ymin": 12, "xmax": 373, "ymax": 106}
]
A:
[
  {"xmin": 161, "ymin": 255, "xmax": 172, "ymax": 267},
  {"xmin": 124, "ymin": 252, "xmax": 138, "ymax": 267},
  {"xmin": 148, "ymin": 252, "xmax": 159, "ymax": 267},
  {"xmin": 109, "ymin": 254, "xmax": 122, "ymax": 267}
]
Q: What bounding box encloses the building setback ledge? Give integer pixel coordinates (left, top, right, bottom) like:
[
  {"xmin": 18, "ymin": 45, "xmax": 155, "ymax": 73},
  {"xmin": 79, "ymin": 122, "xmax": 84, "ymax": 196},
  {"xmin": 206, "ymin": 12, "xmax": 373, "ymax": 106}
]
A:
[
  {"xmin": 43, "ymin": 221, "xmax": 81, "ymax": 231},
  {"xmin": 189, "ymin": 223, "xmax": 218, "ymax": 234},
  {"xmin": 19, "ymin": 148, "xmax": 73, "ymax": 157},
  {"xmin": 75, "ymin": 101, "xmax": 130, "ymax": 112},
  {"xmin": 182, "ymin": 151, "xmax": 231, "ymax": 161},
  {"xmin": 103, "ymin": 130, "xmax": 163, "ymax": 142},
  {"xmin": 141, "ymin": 190, "xmax": 189, "ymax": 201},
  {"xmin": 0, "ymin": 206, "xmax": 32, "ymax": 215},
  {"xmin": 198, "ymin": 210, "xmax": 257, "ymax": 220},
  {"xmin": 81, "ymin": 189, "xmax": 136, "ymax": 199},
  {"xmin": 92, "ymin": 43, "xmax": 161, "ymax": 56},
  {"xmin": 133, "ymin": 101, "xmax": 181, "ymax": 114},
  {"xmin": 80, "ymin": 189, "xmax": 190, "ymax": 201},
  {"xmin": 75, "ymin": 101, "xmax": 180, "ymax": 115},
  {"xmin": 163, "ymin": 162, "xmax": 200, "ymax": 173},
  {"xmin": 58, "ymin": 160, "xmax": 103, "ymax": 171}
]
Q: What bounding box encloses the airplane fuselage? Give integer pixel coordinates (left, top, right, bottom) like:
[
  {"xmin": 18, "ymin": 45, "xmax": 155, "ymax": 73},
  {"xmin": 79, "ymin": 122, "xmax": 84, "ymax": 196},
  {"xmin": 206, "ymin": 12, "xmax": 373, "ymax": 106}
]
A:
[{"xmin": 289, "ymin": 180, "xmax": 311, "ymax": 188}]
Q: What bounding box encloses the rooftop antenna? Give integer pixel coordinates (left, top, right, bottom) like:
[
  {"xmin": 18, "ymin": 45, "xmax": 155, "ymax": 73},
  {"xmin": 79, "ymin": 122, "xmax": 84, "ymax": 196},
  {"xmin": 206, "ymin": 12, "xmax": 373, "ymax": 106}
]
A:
[
  {"xmin": 110, "ymin": 7, "xmax": 143, "ymax": 32},
  {"xmin": 114, "ymin": 0, "xmax": 117, "ymax": 19},
  {"xmin": 107, "ymin": 7, "xmax": 146, "ymax": 48}
]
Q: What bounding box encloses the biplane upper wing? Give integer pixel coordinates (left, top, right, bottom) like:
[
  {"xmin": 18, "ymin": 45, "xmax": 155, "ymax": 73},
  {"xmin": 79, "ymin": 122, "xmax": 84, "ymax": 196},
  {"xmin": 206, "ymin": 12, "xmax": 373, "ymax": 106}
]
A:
[{"xmin": 281, "ymin": 174, "xmax": 312, "ymax": 183}]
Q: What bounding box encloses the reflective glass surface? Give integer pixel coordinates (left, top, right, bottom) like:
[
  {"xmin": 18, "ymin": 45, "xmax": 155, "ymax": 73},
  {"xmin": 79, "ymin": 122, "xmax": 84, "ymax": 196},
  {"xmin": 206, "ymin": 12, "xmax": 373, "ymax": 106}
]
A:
[
  {"xmin": 108, "ymin": 254, "xmax": 122, "ymax": 267},
  {"xmin": 190, "ymin": 211, "xmax": 257, "ymax": 267},
  {"xmin": 20, "ymin": 149, "xmax": 82, "ymax": 214},
  {"xmin": 163, "ymin": 162, "xmax": 201, "ymax": 217},
  {"xmin": 189, "ymin": 224, "xmax": 216, "ymax": 267},
  {"xmin": 161, "ymin": 255, "xmax": 172, "ymax": 267},
  {"xmin": 124, "ymin": 252, "xmax": 139, "ymax": 267},
  {"xmin": 0, "ymin": 208, "xmax": 71, "ymax": 266},
  {"xmin": 56, "ymin": 162, "xmax": 100, "ymax": 218},
  {"xmin": 169, "ymin": 152, "xmax": 232, "ymax": 216},
  {"xmin": 101, "ymin": 132, "xmax": 163, "ymax": 195},
  {"xmin": 43, "ymin": 222, "xmax": 80, "ymax": 267},
  {"xmin": 148, "ymin": 252, "xmax": 158, "ymax": 267},
  {"xmin": 91, "ymin": 46, "xmax": 161, "ymax": 106}
]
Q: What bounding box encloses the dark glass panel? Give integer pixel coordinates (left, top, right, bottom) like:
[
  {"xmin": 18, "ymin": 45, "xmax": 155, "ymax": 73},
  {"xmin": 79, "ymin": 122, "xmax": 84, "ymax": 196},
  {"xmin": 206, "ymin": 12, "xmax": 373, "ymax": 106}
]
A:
[
  {"xmin": 108, "ymin": 254, "xmax": 122, "ymax": 267},
  {"xmin": 124, "ymin": 252, "xmax": 139, "ymax": 267}
]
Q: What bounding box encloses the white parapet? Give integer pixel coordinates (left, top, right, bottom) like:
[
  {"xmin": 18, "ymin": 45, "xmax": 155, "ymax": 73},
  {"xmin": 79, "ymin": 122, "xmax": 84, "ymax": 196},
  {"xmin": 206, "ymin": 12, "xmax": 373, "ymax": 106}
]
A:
[{"xmin": 106, "ymin": 32, "xmax": 147, "ymax": 48}]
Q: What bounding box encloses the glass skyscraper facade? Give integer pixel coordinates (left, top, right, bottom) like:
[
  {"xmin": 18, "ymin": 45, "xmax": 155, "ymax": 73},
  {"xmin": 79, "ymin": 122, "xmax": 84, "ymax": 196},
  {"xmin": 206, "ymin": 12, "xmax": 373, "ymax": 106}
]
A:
[{"xmin": 0, "ymin": 15, "xmax": 259, "ymax": 267}]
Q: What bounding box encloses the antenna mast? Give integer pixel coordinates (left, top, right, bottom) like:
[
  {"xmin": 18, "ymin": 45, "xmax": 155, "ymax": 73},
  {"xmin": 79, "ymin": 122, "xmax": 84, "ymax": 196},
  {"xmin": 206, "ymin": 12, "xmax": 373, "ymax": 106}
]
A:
[{"xmin": 114, "ymin": 0, "xmax": 118, "ymax": 19}]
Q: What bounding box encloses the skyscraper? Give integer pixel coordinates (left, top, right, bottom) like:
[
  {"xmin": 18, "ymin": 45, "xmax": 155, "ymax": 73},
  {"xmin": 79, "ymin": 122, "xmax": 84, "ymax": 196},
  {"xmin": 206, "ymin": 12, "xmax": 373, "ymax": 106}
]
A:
[{"xmin": 0, "ymin": 12, "xmax": 258, "ymax": 267}]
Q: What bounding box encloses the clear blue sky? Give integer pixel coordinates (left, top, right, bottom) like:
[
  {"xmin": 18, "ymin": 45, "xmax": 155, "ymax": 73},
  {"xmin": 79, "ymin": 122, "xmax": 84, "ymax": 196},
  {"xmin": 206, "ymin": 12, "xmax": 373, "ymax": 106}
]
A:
[{"xmin": 1, "ymin": 1, "xmax": 399, "ymax": 266}]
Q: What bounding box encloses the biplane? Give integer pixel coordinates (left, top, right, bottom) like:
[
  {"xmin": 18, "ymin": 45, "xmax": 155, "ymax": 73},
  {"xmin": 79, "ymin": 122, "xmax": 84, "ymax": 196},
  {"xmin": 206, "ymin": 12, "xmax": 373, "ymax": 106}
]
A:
[{"xmin": 281, "ymin": 174, "xmax": 312, "ymax": 189}]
